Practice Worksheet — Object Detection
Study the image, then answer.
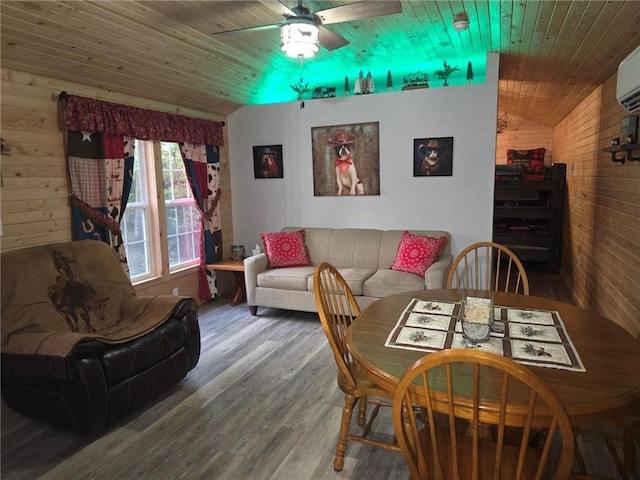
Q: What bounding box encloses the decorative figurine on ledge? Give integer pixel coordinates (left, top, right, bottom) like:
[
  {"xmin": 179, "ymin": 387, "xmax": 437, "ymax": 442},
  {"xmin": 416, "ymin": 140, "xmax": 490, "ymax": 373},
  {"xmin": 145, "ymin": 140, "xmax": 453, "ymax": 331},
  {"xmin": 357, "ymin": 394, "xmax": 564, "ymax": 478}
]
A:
[
  {"xmin": 434, "ymin": 60, "xmax": 459, "ymax": 86},
  {"xmin": 354, "ymin": 70, "xmax": 374, "ymax": 95},
  {"xmin": 290, "ymin": 78, "xmax": 310, "ymax": 108},
  {"xmin": 312, "ymin": 86, "xmax": 336, "ymax": 99},
  {"xmin": 402, "ymin": 71, "xmax": 429, "ymax": 90}
]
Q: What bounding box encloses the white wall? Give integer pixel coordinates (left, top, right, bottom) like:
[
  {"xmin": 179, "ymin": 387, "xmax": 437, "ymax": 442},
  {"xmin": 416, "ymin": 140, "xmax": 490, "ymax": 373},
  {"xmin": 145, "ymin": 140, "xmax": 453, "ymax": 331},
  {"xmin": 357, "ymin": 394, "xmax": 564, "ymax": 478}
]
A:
[{"xmin": 229, "ymin": 53, "xmax": 499, "ymax": 258}]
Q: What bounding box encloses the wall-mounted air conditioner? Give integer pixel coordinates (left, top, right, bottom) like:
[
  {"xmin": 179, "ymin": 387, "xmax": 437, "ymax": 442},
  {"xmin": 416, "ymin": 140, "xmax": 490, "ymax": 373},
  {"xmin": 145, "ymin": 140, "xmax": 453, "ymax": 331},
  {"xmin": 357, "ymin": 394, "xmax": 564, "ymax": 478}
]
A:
[{"xmin": 617, "ymin": 45, "xmax": 640, "ymax": 112}]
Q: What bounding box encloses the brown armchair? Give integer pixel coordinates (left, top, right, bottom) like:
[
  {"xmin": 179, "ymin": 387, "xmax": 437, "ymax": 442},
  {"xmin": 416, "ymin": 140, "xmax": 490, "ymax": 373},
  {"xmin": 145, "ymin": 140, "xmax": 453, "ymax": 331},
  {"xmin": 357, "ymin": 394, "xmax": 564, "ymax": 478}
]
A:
[{"xmin": 1, "ymin": 240, "xmax": 200, "ymax": 434}]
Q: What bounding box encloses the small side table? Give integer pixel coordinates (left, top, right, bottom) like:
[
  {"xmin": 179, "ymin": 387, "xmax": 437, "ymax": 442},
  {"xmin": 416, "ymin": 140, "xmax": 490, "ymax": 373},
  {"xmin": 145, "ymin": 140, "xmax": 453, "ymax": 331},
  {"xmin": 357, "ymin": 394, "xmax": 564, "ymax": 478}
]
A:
[{"xmin": 205, "ymin": 259, "xmax": 246, "ymax": 306}]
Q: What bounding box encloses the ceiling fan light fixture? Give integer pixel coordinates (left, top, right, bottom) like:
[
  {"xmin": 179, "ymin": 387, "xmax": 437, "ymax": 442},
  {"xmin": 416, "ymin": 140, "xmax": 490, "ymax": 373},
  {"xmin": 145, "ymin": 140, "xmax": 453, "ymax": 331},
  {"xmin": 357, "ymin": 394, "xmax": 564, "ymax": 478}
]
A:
[{"xmin": 280, "ymin": 18, "xmax": 319, "ymax": 59}]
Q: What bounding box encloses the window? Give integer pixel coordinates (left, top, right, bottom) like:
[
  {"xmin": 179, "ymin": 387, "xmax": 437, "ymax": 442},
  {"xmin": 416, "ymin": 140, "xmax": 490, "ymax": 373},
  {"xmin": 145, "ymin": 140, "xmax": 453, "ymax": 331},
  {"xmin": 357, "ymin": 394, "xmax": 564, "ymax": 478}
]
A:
[
  {"xmin": 122, "ymin": 140, "xmax": 200, "ymax": 283},
  {"xmin": 161, "ymin": 143, "xmax": 200, "ymax": 270},
  {"xmin": 121, "ymin": 140, "xmax": 157, "ymax": 280}
]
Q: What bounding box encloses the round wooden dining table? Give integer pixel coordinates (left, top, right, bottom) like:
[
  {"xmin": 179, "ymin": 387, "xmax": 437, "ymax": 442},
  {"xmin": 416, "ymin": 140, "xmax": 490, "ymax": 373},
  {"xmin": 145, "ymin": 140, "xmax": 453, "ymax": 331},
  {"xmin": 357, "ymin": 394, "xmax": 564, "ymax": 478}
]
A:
[{"xmin": 346, "ymin": 289, "xmax": 640, "ymax": 425}]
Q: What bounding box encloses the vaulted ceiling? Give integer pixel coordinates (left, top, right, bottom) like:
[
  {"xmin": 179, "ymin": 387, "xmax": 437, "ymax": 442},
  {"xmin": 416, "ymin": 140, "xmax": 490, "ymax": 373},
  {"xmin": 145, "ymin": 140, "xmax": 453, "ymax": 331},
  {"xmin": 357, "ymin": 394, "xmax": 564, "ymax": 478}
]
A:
[{"xmin": 2, "ymin": 1, "xmax": 639, "ymax": 126}]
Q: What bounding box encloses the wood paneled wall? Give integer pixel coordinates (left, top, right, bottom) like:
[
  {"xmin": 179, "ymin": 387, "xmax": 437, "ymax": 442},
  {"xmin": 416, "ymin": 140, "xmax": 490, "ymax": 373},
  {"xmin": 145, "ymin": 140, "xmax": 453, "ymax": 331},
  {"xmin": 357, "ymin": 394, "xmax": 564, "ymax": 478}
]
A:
[
  {"xmin": 4, "ymin": 67, "xmax": 637, "ymax": 327},
  {"xmin": 0, "ymin": 68, "xmax": 234, "ymax": 302},
  {"xmin": 495, "ymin": 114, "xmax": 553, "ymax": 164},
  {"xmin": 553, "ymin": 74, "xmax": 640, "ymax": 337}
]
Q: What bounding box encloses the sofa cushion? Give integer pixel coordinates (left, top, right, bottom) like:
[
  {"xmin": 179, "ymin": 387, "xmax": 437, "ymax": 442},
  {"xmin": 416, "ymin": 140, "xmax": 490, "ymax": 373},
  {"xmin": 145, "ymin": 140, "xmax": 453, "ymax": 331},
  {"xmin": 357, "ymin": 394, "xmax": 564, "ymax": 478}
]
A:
[
  {"xmin": 326, "ymin": 229, "xmax": 384, "ymax": 269},
  {"xmin": 261, "ymin": 230, "xmax": 311, "ymax": 268},
  {"xmin": 257, "ymin": 267, "xmax": 315, "ymax": 291},
  {"xmin": 391, "ymin": 232, "xmax": 447, "ymax": 277},
  {"xmin": 363, "ymin": 269, "xmax": 427, "ymax": 297},
  {"xmin": 307, "ymin": 268, "xmax": 377, "ymax": 296}
]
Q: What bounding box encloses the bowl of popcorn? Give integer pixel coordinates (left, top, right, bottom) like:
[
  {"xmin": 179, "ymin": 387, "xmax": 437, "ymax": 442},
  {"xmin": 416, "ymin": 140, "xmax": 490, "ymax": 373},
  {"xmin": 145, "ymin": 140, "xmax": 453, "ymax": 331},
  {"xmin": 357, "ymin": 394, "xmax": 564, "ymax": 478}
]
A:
[{"xmin": 460, "ymin": 296, "xmax": 494, "ymax": 342}]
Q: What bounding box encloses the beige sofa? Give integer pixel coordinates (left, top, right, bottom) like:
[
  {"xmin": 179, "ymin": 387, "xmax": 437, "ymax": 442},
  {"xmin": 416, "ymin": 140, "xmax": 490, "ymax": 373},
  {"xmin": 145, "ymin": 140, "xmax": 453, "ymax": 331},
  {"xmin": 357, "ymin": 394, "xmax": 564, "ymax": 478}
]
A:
[{"xmin": 244, "ymin": 227, "xmax": 452, "ymax": 315}]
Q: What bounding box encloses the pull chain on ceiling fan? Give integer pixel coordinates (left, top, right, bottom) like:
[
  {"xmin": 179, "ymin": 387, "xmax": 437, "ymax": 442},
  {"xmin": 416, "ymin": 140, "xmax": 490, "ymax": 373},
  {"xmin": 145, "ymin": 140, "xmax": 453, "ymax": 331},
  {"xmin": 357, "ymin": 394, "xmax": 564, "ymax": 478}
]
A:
[{"xmin": 212, "ymin": 1, "xmax": 402, "ymax": 59}]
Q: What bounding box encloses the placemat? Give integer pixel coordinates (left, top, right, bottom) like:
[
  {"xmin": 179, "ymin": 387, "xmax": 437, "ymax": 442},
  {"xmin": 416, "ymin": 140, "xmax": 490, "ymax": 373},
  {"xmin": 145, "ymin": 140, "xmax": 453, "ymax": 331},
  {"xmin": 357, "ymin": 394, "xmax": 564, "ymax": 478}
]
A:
[{"xmin": 384, "ymin": 298, "xmax": 586, "ymax": 372}]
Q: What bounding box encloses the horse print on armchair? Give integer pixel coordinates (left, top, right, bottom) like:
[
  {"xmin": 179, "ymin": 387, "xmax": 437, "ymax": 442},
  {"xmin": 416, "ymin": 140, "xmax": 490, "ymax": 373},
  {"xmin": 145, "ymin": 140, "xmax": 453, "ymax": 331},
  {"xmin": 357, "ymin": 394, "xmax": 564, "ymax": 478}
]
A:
[
  {"xmin": 47, "ymin": 249, "xmax": 110, "ymax": 333},
  {"xmin": 1, "ymin": 239, "xmax": 201, "ymax": 434}
]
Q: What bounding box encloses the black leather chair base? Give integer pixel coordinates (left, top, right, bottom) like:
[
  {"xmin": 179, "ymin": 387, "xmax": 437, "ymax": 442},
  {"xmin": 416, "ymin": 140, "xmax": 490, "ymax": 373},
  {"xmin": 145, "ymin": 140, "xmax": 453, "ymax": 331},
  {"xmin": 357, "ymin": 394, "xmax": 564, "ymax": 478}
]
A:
[{"xmin": 1, "ymin": 301, "xmax": 200, "ymax": 435}]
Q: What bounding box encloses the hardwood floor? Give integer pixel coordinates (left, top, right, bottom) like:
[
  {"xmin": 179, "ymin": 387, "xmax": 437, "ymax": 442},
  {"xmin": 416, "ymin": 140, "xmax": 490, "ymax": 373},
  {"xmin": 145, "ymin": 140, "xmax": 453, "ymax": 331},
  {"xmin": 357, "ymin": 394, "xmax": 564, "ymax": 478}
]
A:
[{"xmin": 1, "ymin": 268, "xmax": 637, "ymax": 479}]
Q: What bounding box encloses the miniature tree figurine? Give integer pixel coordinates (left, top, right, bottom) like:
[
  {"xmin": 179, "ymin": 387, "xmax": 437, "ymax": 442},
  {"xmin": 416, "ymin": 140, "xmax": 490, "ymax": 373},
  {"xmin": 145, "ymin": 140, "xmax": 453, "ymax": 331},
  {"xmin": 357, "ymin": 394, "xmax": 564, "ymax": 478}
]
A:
[
  {"xmin": 290, "ymin": 78, "xmax": 310, "ymax": 101},
  {"xmin": 386, "ymin": 70, "xmax": 393, "ymax": 91},
  {"xmin": 354, "ymin": 70, "xmax": 364, "ymax": 94},
  {"xmin": 434, "ymin": 60, "xmax": 460, "ymax": 86},
  {"xmin": 466, "ymin": 61, "xmax": 474, "ymax": 84},
  {"xmin": 353, "ymin": 70, "xmax": 364, "ymax": 95}
]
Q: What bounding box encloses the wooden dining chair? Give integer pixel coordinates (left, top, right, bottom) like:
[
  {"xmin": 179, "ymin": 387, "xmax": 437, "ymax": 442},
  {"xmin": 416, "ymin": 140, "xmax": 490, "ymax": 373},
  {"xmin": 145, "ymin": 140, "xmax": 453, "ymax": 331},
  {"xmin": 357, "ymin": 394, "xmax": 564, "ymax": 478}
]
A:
[
  {"xmin": 313, "ymin": 262, "xmax": 400, "ymax": 471},
  {"xmin": 447, "ymin": 241, "xmax": 530, "ymax": 295},
  {"xmin": 574, "ymin": 331, "xmax": 640, "ymax": 477},
  {"xmin": 392, "ymin": 349, "xmax": 575, "ymax": 480}
]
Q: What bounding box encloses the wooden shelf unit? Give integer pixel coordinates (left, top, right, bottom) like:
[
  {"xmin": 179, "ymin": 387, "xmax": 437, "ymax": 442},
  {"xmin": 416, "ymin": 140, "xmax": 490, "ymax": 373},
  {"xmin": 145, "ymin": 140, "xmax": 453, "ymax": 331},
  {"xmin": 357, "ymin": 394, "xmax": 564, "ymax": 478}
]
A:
[{"xmin": 493, "ymin": 164, "xmax": 566, "ymax": 273}]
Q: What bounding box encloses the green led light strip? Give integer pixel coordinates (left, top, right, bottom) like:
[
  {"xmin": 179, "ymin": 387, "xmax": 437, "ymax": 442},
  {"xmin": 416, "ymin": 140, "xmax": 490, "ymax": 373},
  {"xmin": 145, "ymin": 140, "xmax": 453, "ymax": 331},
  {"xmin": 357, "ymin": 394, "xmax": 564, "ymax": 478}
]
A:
[{"xmin": 249, "ymin": 54, "xmax": 487, "ymax": 105}]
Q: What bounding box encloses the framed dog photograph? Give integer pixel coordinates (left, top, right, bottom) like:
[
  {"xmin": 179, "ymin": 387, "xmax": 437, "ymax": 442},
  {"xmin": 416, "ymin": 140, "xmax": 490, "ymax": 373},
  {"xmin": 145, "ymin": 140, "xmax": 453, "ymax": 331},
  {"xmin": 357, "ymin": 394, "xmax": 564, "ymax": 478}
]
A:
[
  {"xmin": 253, "ymin": 144, "xmax": 283, "ymax": 179},
  {"xmin": 413, "ymin": 136, "xmax": 454, "ymax": 177},
  {"xmin": 311, "ymin": 122, "xmax": 380, "ymax": 196}
]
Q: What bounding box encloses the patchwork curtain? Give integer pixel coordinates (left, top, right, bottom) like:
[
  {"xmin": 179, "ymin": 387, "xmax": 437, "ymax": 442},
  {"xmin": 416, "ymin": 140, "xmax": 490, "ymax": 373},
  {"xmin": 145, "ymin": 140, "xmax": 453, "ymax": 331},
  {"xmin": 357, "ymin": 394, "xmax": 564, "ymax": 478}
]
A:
[
  {"xmin": 66, "ymin": 131, "xmax": 133, "ymax": 268},
  {"xmin": 62, "ymin": 93, "xmax": 224, "ymax": 284},
  {"xmin": 180, "ymin": 143, "xmax": 223, "ymax": 299}
]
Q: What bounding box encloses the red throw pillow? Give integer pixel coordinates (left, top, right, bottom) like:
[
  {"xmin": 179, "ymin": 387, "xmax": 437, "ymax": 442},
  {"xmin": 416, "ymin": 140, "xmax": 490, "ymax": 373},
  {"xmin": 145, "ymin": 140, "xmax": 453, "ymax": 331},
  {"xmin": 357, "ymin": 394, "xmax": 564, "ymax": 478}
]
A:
[
  {"xmin": 261, "ymin": 230, "xmax": 311, "ymax": 268},
  {"xmin": 391, "ymin": 232, "xmax": 447, "ymax": 277}
]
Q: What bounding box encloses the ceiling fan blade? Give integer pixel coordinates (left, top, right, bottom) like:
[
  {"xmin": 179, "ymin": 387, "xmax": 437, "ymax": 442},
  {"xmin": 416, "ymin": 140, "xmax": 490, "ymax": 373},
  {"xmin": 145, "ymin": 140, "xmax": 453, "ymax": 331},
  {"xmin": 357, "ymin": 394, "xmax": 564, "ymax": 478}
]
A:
[
  {"xmin": 258, "ymin": 0, "xmax": 295, "ymax": 18},
  {"xmin": 319, "ymin": 25, "xmax": 349, "ymax": 51},
  {"xmin": 212, "ymin": 2, "xmax": 292, "ymax": 36},
  {"xmin": 315, "ymin": 1, "xmax": 402, "ymax": 25},
  {"xmin": 212, "ymin": 23, "xmax": 280, "ymax": 36}
]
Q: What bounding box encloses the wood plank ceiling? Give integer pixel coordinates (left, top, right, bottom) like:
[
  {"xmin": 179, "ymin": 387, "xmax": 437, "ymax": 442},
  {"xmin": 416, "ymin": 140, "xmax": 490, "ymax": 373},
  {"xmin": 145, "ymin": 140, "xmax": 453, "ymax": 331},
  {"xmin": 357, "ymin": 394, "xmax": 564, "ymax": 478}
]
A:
[{"xmin": 2, "ymin": 1, "xmax": 639, "ymax": 126}]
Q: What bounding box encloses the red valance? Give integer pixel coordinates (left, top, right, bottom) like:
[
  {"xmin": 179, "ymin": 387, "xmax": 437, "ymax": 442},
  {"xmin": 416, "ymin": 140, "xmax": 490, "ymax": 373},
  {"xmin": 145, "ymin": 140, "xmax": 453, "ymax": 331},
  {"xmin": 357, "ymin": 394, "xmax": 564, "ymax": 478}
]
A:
[{"xmin": 63, "ymin": 94, "xmax": 224, "ymax": 146}]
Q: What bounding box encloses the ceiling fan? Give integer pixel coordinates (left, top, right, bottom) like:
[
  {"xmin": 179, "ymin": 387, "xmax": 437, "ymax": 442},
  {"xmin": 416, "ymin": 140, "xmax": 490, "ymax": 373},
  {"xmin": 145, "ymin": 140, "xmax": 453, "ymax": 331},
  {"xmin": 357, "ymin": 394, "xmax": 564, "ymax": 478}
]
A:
[{"xmin": 213, "ymin": 1, "xmax": 402, "ymax": 56}]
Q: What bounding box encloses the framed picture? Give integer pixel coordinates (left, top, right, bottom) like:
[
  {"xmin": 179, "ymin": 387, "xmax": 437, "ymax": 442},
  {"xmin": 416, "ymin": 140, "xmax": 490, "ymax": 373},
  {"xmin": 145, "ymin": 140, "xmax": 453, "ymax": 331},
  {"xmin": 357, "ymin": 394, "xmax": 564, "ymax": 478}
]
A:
[
  {"xmin": 311, "ymin": 122, "xmax": 380, "ymax": 196},
  {"xmin": 413, "ymin": 136, "xmax": 454, "ymax": 176},
  {"xmin": 253, "ymin": 144, "xmax": 283, "ymax": 178}
]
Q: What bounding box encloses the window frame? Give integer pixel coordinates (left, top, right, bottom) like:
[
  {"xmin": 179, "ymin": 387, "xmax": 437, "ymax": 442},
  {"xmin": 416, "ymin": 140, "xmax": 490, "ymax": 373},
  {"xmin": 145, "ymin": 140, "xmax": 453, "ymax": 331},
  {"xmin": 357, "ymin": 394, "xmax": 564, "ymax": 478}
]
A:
[
  {"xmin": 124, "ymin": 140, "xmax": 200, "ymax": 285},
  {"xmin": 161, "ymin": 142, "xmax": 201, "ymax": 274}
]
